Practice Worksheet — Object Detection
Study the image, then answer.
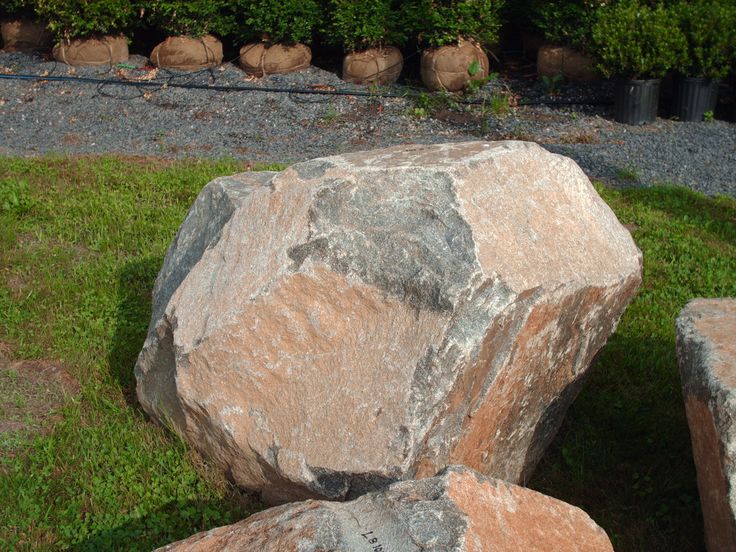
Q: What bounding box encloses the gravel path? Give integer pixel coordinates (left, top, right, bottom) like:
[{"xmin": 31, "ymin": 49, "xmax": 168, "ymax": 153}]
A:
[{"xmin": 1, "ymin": 51, "xmax": 734, "ymax": 198}]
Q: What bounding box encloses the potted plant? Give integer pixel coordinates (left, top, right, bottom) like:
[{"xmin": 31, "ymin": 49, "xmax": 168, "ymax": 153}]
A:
[
  {"xmin": 671, "ymin": 0, "xmax": 736, "ymax": 122},
  {"xmin": 326, "ymin": 0, "xmax": 407, "ymax": 85},
  {"xmin": 234, "ymin": 0, "xmax": 320, "ymax": 76},
  {"xmin": 411, "ymin": 0, "xmax": 504, "ymax": 92},
  {"xmin": 0, "ymin": 0, "xmax": 51, "ymax": 53},
  {"xmin": 532, "ymin": 0, "xmax": 603, "ymax": 82},
  {"xmin": 147, "ymin": 0, "xmax": 234, "ymax": 71},
  {"xmin": 591, "ymin": 0, "xmax": 686, "ymax": 125},
  {"xmin": 34, "ymin": 0, "xmax": 137, "ymax": 66}
]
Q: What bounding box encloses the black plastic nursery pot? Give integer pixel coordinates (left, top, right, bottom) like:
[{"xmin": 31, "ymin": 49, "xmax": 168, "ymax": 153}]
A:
[
  {"xmin": 673, "ymin": 77, "xmax": 720, "ymax": 122},
  {"xmin": 614, "ymin": 78, "xmax": 660, "ymax": 125}
]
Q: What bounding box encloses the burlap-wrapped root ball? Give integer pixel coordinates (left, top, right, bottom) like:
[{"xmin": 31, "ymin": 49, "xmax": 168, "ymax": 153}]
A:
[
  {"xmin": 1, "ymin": 19, "xmax": 51, "ymax": 52},
  {"xmin": 239, "ymin": 42, "xmax": 311, "ymax": 77},
  {"xmin": 420, "ymin": 39, "xmax": 489, "ymax": 92},
  {"xmin": 52, "ymin": 35, "xmax": 128, "ymax": 66},
  {"xmin": 150, "ymin": 35, "xmax": 223, "ymax": 71},
  {"xmin": 342, "ymin": 46, "xmax": 403, "ymax": 85}
]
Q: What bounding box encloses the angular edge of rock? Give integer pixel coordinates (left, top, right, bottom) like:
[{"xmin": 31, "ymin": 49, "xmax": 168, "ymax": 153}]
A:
[
  {"xmin": 156, "ymin": 465, "xmax": 614, "ymax": 552},
  {"xmin": 676, "ymin": 298, "xmax": 736, "ymax": 552}
]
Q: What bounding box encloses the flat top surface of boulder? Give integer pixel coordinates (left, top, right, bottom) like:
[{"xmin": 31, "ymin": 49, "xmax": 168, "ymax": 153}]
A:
[{"xmin": 678, "ymin": 298, "xmax": 736, "ymax": 391}]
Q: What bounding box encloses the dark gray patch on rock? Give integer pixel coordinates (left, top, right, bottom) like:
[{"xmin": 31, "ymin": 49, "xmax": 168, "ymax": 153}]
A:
[
  {"xmin": 292, "ymin": 159, "xmax": 336, "ymax": 181},
  {"xmin": 291, "ymin": 170, "xmax": 478, "ymax": 312}
]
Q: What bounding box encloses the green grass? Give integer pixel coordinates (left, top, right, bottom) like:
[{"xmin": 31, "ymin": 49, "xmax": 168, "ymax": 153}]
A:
[
  {"xmin": 0, "ymin": 156, "xmax": 734, "ymax": 550},
  {"xmin": 0, "ymin": 156, "xmax": 283, "ymax": 551}
]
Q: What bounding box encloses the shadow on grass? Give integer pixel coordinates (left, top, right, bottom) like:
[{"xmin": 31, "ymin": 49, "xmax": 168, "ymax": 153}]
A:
[
  {"xmin": 70, "ymin": 497, "xmax": 253, "ymax": 552},
  {"xmin": 530, "ymin": 332, "xmax": 705, "ymax": 552},
  {"xmin": 108, "ymin": 255, "xmax": 164, "ymax": 408}
]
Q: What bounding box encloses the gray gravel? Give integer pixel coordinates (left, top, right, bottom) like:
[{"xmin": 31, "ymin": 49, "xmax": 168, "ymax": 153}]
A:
[{"xmin": 1, "ymin": 51, "xmax": 734, "ymax": 198}]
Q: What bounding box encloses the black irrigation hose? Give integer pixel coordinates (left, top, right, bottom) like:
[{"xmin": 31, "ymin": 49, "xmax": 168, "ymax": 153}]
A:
[{"xmin": 0, "ymin": 72, "xmax": 614, "ymax": 106}]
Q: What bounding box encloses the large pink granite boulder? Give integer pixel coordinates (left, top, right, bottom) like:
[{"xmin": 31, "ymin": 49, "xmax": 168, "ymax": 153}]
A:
[
  {"xmin": 158, "ymin": 465, "xmax": 614, "ymax": 552},
  {"xmin": 135, "ymin": 141, "xmax": 642, "ymax": 504},
  {"xmin": 677, "ymin": 298, "xmax": 736, "ymax": 552}
]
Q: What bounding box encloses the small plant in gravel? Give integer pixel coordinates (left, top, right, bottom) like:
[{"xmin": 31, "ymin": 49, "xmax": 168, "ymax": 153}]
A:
[
  {"xmin": 408, "ymin": 0, "xmax": 505, "ymax": 48},
  {"xmin": 672, "ymin": 0, "xmax": 736, "ymax": 79},
  {"xmin": 541, "ymin": 73, "xmax": 565, "ymax": 95},
  {"xmin": 34, "ymin": 0, "xmax": 138, "ymax": 40},
  {"xmin": 233, "ymin": 0, "xmax": 321, "ymax": 44},
  {"xmin": 591, "ymin": 0, "xmax": 686, "ymax": 79},
  {"xmin": 325, "ymin": 0, "xmax": 407, "ymax": 52},
  {"xmin": 146, "ymin": 0, "xmax": 235, "ymax": 37}
]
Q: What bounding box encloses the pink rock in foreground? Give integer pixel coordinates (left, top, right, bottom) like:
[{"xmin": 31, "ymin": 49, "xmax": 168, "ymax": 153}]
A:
[
  {"xmin": 135, "ymin": 141, "xmax": 642, "ymax": 503},
  {"xmin": 158, "ymin": 465, "xmax": 613, "ymax": 552}
]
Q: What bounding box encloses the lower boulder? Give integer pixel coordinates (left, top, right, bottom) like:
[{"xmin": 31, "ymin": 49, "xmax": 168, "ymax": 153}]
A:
[
  {"xmin": 135, "ymin": 141, "xmax": 642, "ymax": 504},
  {"xmin": 158, "ymin": 465, "xmax": 613, "ymax": 552},
  {"xmin": 677, "ymin": 298, "xmax": 736, "ymax": 552}
]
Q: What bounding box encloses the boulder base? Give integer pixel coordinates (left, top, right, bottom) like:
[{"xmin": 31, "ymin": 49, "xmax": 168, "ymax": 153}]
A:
[
  {"xmin": 135, "ymin": 141, "xmax": 642, "ymax": 504},
  {"xmin": 342, "ymin": 47, "xmax": 403, "ymax": 85},
  {"xmin": 421, "ymin": 39, "xmax": 489, "ymax": 92},
  {"xmin": 677, "ymin": 298, "xmax": 736, "ymax": 552},
  {"xmin": 1, "ymin": 19, "xmax": 51, "ymax": 52},
  {"xmin": 239, "ymin": 42, "xmax": 311, "ymax": 76},
  {"xmin": 150, "ymin": 35, "xmax": 223, "ymax": 71},
  {"xmin": 158, "ymin": 465, "xmax": 614, "ymax": 552},
  {"xmin": 52, "ymin": 35, "xmax": 128, "ymax": 66}
]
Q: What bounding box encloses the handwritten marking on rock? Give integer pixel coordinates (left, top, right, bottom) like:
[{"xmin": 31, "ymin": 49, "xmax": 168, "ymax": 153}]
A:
[{"xmin": 361, "ymin": 531, "xmax": 385, "ymax": 551}]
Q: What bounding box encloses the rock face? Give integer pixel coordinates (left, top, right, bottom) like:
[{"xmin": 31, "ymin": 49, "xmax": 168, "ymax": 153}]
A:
[
  {"xmin": 157, "ymin": 465, "xmax": 614, "ymax": 552},
  {"xmin": 135, "ymin": 141, "xmax": 642, "ymax": 504},
  {"xmin": 677, "ymin": 298, "xmax": 736, "ymax": 552}
]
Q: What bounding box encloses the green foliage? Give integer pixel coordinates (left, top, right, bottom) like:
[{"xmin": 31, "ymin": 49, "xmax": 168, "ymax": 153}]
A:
[
  {"xmin": 673, "ymin": 0, "xmax": 736, "ymax": 78},
  {"xmin": 34, "ymin": 0, "xmax": 138, "ymax": 40},
  {"xmin": 146, "ymin": 0, "xmax": 235, "ymax": 37},
  {"xmin": 541, "ymin": 73, "xmax": 565, "ymax": 94},
  {"xmin": 591, "ymin": 0, "xmax": 687, "ymax": 79},
  {"xmin": 234, "ymin": 0, "xmax": 321, "ymax": 45},
  {"xmin": 0, "ymin": 0, "xmax": 35, "ymax": 18},
  {"xmin": 531, "ymin": 0, "xmax": 605, "ymax": 54},
  {"xmin": 409, "ymin": 0, "xmax": 505, "ymax": 48},
  {"xmin": 0, "ymin": 178, "xmax": 35, "ymax": 216},
  {"xmin": 325, "ymin": 0, "xmax": 407, "ymax": 52}
]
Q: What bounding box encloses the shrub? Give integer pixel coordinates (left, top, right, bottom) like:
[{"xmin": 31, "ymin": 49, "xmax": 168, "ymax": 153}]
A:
[
  {"xmin": 34, "ymin": 0, "xmax": 138, "ymax": 40},
  {"xmin": 673, "ymin": 0, "xmax": 736, "ymax": 78},
  {"xmin": 0, "ymin": 0, "xmax": 36, "ymax": 19},
  {"xmin": 325, "ymin": 0, "xmax": 407, "ymax": 52},
  {"xmin": 591, "ymin": 0, "xmax": 687, "ymax": 79},
  {"xmin": 409, "ymin": 0, "xmax": 505, "ymax": 48},
  {"xmin": 233, "ymin": 0, "xmax": 321, "ymax": 45},
  {"xmin": 532, "ymin": 0, "xmax": 607, "ymax": 54},
  {"xmin": 146, "ymin": 0, "xmax": 235, "ymax": 37}
]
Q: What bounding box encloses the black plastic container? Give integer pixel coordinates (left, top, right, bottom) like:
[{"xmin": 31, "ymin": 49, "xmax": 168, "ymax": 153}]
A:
[
  {"xmin": 673, "ymin": 77, "xmax": 720, "ymax": 122},
  {"xmin": 614, "ymin": 78, "xmax": 660, "ymax": 125}
]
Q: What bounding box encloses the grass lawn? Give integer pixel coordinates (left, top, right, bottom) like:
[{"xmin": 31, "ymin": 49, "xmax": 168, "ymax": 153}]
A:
[{"xmin": 1, "ymin": 156, "xmax": 734, "ymax": 550}]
